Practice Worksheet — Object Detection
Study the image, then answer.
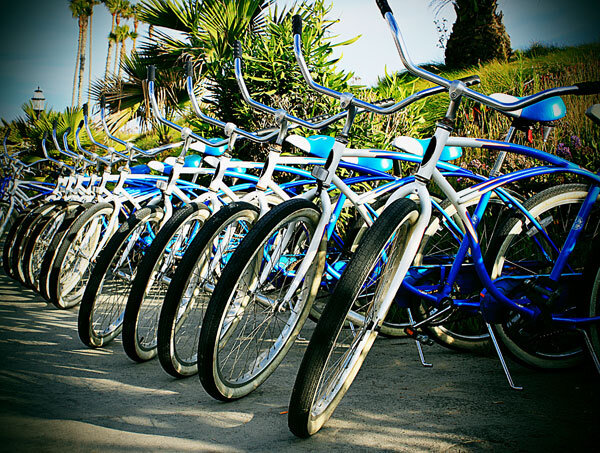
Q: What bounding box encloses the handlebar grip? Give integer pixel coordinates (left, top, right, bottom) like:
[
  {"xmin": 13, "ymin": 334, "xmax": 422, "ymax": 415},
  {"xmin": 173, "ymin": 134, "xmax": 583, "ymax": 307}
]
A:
[
  {"xmin": 64, "ymin": 127, "xmax": 72, "ymax": 136},
  {"xmin": 100, "ymin": 94, "xmax": 106, "ymax": 108},
  {"xmin": 575, "ymin": 81, "xmax": 600, "ymax": 95},
  {"xmin": 233, "ymin": 40, "xmax": 243, "ymax": 60},
  {"xmin": 43, "ymin": 132, "xmax": 48, "ymax": 140},
  {"xmin": 147, "ymin": 65, "xmax": 156, "ymax": 82},
  {"xmin": 185, "ymin": 60, "xmax": 193, "ymax": 78},
  {"xmin": 375, "ymin": 0, "xmax": 392, "ymax": 17},
  {"xmin": 459, "ymin": 75, "xmax": 481, "ymax": 87},
  {"xmin": 77, "ymin": 120, "xmax": 84, "ymax": 129},
  {"xmin": 52, "ymin": 119, "xmax": 58, "ymax": 129},
  {"xmin": 292, "ymin": 14, "xmax": 302, "ymax": 36},
  {"xmin": 83, "ymin": 103, "xmax": 88, "ymax": 116}
]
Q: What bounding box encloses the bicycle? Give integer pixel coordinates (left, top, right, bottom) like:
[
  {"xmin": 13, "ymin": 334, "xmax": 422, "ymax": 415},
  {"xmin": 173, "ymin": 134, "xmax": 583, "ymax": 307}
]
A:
[{"xmin": 288, "ymin": 0, "xmax": 600, "ymax": 436}]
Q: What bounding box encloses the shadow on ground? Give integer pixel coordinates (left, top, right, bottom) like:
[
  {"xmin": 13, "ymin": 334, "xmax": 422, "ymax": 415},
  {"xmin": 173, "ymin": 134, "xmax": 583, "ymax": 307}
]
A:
[{"xmin": 0, "ymin": 271, "xmax": 597, "ymax": 452}]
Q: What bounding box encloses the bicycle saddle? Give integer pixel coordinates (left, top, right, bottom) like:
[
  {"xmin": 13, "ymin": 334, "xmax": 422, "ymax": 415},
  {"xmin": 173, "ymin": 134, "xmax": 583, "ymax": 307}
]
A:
[{"xmin": 490, "ymin": 93, "xmax": 566, "ymax": 123}]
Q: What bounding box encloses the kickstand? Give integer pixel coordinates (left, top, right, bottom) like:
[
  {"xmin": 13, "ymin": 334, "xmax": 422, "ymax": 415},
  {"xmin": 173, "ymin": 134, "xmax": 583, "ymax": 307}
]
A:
[
  {"xmin": 578, "ymin": 328, "xmax": 600, "ymax": 375},
  {"xmin": 485, "ymin": 322, "xmax": 523, "ymax": 390},
  {"xmin": 408, "ymin": 308, "xmax": 432, "ymax": 367}
]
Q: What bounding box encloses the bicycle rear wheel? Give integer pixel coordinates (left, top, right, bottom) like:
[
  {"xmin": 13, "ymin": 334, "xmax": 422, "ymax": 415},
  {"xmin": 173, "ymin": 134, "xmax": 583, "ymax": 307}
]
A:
[
  {"xmin": 78, "ymin": 206, "xmax": 163, "ymax": 347},
  {"xmin": 288, "ymin": 198, "xmax": 419, "ymax": 437},
  {"xmin": 488, "ymin": 184, "xmax": 600, "ymax": 369}
]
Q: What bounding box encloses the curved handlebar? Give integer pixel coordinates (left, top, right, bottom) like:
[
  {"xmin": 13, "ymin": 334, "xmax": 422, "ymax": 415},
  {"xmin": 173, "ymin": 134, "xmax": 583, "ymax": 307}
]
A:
[
  {"xmin": 292, "ymin": 15, "xmax": 480, "ymax": 115},
  {"xmin": 62, "ymin": 128, "xmax": 95, "ymax": 166},
  {"xmin": 376, "ymin": 1, "xmax": 597, "ymax": 110},
  {"xmin": 51, "ymin": 122, "xmax": 79, "ymax": 160},
  {"xmin": 75, "ymin": 120, "xmax": 110, "ymax": 166},
  {"xmin": 41, "ymin": 132, "xmax": 74, "ymax": 171},
  {"xmin": 98, "ymin": 93, "xmax": 182, "ymax": 158},
  {"xmin": 184, "ymin": 64, "xmax": 282, "ymax": 143},
  {"xmin": 233, "ymin": 41, "xmax": 348, "ymax": 130}
]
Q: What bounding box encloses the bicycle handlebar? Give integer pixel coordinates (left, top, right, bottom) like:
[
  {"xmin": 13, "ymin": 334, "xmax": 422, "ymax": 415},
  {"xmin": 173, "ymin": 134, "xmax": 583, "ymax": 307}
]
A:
[
  {"xmin": 41, "ymin": 132, "xmax": 75, "ymax": 171},
  {"xmin": 375, "ymin": 0, "xmax": 598, "ymax": 110},
  {"xmin": 292, "ymin": 16, "xmax": 480, "ymax": 115},
  {"xmin": 184, "ymin": 63, "xmax": 280, "ymax": 144},
  {"xmin": 99, "ymin": 93, "xmax": 182, "ymax": 159},
  {"xmin": 233, "ymin": 41, "xmax": 349, "ymax": 130}
]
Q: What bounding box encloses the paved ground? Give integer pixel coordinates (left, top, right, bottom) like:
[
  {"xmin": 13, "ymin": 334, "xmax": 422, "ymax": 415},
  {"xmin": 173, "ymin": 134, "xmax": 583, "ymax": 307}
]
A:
[{"xmin": 0, "ymin": 270, "xmax": 598, "ymax": 452}]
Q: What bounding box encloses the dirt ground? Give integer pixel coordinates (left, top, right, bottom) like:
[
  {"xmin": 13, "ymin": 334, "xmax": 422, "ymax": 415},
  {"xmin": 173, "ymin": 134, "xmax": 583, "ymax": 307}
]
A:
[{"xmin": 0, "ymin": 270, "xmax": 598, "ymax": 452}]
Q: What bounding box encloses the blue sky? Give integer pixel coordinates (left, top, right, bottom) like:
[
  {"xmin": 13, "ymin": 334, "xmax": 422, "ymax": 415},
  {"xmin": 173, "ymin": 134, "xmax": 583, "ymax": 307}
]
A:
[{"xmin": 0, "ymin": 0, "xmax": 598, "ymax": 121}]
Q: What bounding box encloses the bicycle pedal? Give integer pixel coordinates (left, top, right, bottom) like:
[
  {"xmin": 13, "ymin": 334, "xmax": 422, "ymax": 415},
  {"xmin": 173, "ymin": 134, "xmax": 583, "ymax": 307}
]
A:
[{"xmin": 404, "ymin": 327, "xmax": 434, "ymax": 346}]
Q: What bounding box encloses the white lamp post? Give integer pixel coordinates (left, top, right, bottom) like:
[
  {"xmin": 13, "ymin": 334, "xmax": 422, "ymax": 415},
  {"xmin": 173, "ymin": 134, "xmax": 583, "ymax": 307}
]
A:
[{"xmin": 31, "ymin": 87, "xmax": 45, "ymax": 118}]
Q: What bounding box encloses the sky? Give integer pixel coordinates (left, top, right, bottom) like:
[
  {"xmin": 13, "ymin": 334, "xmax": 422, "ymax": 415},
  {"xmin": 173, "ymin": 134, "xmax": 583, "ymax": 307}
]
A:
[{"xmin": 0, "ymin": 0, "xmax": 598, "ymax": 122}]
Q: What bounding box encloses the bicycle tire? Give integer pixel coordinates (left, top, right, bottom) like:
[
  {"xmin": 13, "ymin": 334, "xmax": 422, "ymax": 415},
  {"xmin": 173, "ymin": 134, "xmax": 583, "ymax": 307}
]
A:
[
  {"xmin": 37, "ymin": 202, "xmax": 91, "ymax": 300},
  {"xmin": 2, "ymin": 208, "xmax": 32, "ymax": 279},
  {"xmin": 78, "ymin": 206, "xmax": 163, "ymax": 347},
  {"xmin": 49, "ymin": 202, "xmax": 115, "ymax": 308},
  {"xmin": 122, "ymin": 202, "xmax": 212, "ymax": 362},
  {"xmin": 198, "ymin": 198, "xmax": 326, "ymax": 401},
  {"xmin": 288, "ymin": 198, "xmax": 419, "ymax": 437},
  {"xmin": 11, "ymin": 202, "xmax": 63, "ymax": 284},
  {"xmin": 487, "ymin": 184, "xmax": 600, "ymax": 369},
  {"xmin": 21, "ymin": 204, "xmax": 71, "ymax": 289},
  {"xmin": 157, "ymin": 202, "xmax": 260, "ymax": 378}
]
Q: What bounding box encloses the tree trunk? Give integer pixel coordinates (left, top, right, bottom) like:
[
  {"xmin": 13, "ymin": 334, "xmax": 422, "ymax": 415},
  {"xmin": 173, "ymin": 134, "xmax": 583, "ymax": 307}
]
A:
[
  {"xmin": 105, "ymin": 13, "xmax": 116, "ymax": 80},
  {"xmin": 72, "ymin": 17, "xmax": 83, "ymax": 108},
  {"xmin": 118, "ymin": 40, "xmax": 126, "ymax": 82},
  {"xmin": 444, "ymin": 0, "xmax": 511, "ymax": 69},
  {"xmin": 77, "ymin": 16, "xmax": 89, "ymax": 107},
  {"xmin": 114, "ymin": 40, "xmax": 120, "ymax": 77},
  {"xmin": 88, "ymin": 9, "xmax": 93, "ymax": 104}
]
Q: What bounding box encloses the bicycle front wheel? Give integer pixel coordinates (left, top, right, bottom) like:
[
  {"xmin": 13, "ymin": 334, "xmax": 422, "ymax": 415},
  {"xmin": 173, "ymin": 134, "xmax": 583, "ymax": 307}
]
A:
[
  {"xmin": 288, "ymin": 198, "xmax": 419, "ymax": 437},
  {"xmin": 198, "ymin": 198, "xmax": 326, "ymax": 401},
  {"xmin": 123, "ymin": 202, "xmax": 211, "ymax": 362},
  {"xmin": 78, "ymin": 206, "xmax": 163, "ymax": 347},
  {"xmin": 157, "ymin": 202, "xmax": 260, "ymax": 378}
]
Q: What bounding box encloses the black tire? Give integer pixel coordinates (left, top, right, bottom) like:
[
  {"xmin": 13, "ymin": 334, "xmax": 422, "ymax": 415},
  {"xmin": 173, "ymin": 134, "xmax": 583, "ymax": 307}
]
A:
[
  {"xmin": 37, "ymin": 202, "xmax": 91, "ymax": 300},
  {"xmin": 21, "ymin": 204, "xmax": 72, "ymax": 289},
  {"xmin": 122, "ymin": 202, "xmax": 212, "ymax": 362},
  {"xmin": 584, "ymin": 242, "xmax": 600, "ymax": 361},
  {"xmin": 2, "ymin": 208, "xmax": 33, "ymax": 279},
  {"xmin": 487, "ymin": 184, "xmax": 600, "ymax": 369},
  {"xmin": 78, "ymin": 206, "xmax": 164, "ymax": 348},
  {"xmin": 288, "ymin": 198, "xmax": 419, "ymax": 437},
  {"xmin": 157, "ymin": 202, "xmax": 260, "ymax": 378},
  {"xmin": 48, "ymin": 202, "xmax": 115, "ymax": 309},
  {"xmin": 198, "ymin": 198, "xmax": 326, "ymax": 401},
  {"xmin": 11, "ymin": 202, "xmax": 63, "ymax": 284}
]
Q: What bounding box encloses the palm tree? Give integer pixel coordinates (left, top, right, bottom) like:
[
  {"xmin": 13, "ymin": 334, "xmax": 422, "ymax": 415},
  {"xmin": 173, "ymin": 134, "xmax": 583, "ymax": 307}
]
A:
[
  {"xmin": 431, "ymin": 0, "xmax": 511, "ymax": 68},
  {"xmin": 115, "ymin": 24, "xmax": 132, "ymax": 81},
  {"xmin": 69, "ymin": 0, "xmax": 87, "ymax": 107},
  {"xmin": 87, "ymin": 0, "xmax": 100, "ymax": 104},
  {"xmin": 103, "ymin": 0, "xmax": 131, "ymax": 79},
  {"xmin": 131, "ymin": 3, "xmax": 140, "ymax": 52}
]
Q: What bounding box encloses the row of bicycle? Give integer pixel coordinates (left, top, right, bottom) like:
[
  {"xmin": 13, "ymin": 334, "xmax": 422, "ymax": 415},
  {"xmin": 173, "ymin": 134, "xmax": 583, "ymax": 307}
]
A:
[{"xmin": 2, "ymin": 1, "xmax": 600, "ymax": 438}]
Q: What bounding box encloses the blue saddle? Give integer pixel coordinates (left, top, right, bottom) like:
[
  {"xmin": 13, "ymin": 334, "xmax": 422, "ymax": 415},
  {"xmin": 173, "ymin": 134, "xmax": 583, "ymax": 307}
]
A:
[
  {"xmin": 491, "ymin": 93, "xmax": 566, "ymax": 123},
  {"xmin": 189, "ymin": 137, "xmax": 228, "ymax": 156},
  {"xmin": 130, "ymin": 164, "xmax": 151, "ymax": 174}
]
